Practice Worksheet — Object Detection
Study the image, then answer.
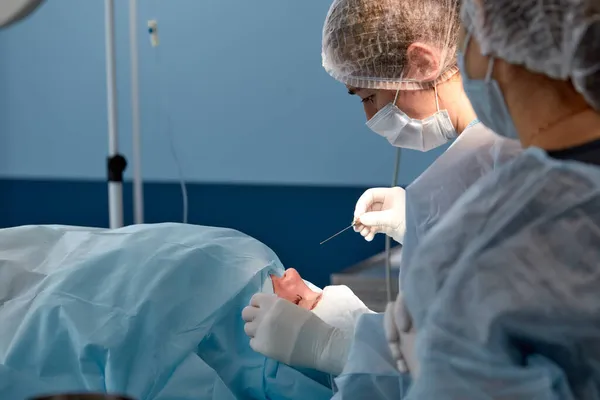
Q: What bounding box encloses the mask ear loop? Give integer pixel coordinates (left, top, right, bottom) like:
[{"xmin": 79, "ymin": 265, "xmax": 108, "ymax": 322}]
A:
[
  {"xmin": 485, "ymin": 56, "xmax": 495, "ymax": 83},
  {"xmin": 461, "ymin": 31, "xmax": 474, "ymax": 82},
  {"xmin": 433, "ymin": 83, "xmax": 440, "ymax": 112},
  {"xmin": 393, "ymin": 88, "xmax": 401, "ymax": 107},
  {"xmin": 465, "ymin": 30, "xmax": 495, "ymax": 83},
  {"xmin": 463, "ymin": 31, "xmax": 472, "ymax": 53}
]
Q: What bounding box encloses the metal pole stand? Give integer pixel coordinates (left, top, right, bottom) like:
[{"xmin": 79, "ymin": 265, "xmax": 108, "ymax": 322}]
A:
[{"xmin": 107, "ymin": 155, "xmax": 127, "ymax": 228}]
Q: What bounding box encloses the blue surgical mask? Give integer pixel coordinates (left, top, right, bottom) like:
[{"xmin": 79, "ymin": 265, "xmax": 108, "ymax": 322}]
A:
[
  {"xmin": 458, "ymin": 32, "xmax": 520, "ymax": 140},
  {"xmin": 366, "ymin": 88, "xmax": 457, "ymax": 152}
]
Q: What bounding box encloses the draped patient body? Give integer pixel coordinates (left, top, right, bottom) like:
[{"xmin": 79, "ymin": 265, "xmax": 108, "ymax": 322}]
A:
[{"xmin": 0, "ymin": 223, "xmax": 336, "ymax": 400}]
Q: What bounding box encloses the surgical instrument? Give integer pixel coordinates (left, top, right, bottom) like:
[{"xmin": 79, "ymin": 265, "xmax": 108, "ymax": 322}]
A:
[{"xmin": 320, "ymin": 221, "xmax": 357, "ymax": 245}]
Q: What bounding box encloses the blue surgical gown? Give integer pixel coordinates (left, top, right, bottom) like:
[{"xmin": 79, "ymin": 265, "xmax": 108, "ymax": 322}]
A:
[
  {"xmin": 333, "ymin": 123, "xmax": 521, "ymax": 400},
  {"xmin": 333, "ymin": 313, "xmax": 411, "ymax": 400},
  {"xmin": 401, "ymin": 122, "xmax": 521, "ymax": 279},
  {"xmin": 404, "ymin": 148, "xmax": 600, "ymax": 399},
  {"xmin": 0, "ymin": 223, "xmax": 332, "ymax": 400}
]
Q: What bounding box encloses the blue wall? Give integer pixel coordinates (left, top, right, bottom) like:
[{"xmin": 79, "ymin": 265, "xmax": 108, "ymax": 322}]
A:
[{"xmin": 0, "ymin": 1, "xmax": 443, "ymax": 286}]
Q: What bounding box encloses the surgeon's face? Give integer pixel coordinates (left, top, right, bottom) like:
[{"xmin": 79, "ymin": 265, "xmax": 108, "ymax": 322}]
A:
[
  {"xmin": 347, "ymin": 86, "xmax": 438, "ymax": 122},
  {"xmin": 271, "ymin": 268, "xmax": 322, "ymax": 310}
]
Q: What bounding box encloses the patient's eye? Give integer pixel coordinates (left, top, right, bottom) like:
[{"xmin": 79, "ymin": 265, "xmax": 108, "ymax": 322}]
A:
[{"xmin": 294, "ymin": 295, "xmax": 302, "ymax": 305}]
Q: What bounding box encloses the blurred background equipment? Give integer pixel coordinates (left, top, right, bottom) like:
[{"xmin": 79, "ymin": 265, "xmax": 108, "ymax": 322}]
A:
[{"xmin": 0, "ymin": 0, "xmax": 44, "ymax": 28}]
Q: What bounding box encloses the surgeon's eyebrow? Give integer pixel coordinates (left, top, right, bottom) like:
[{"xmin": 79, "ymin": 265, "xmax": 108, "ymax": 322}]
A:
[{"xmin": 347, "ymin": 87, "xmax": 357, "ymax": 95}]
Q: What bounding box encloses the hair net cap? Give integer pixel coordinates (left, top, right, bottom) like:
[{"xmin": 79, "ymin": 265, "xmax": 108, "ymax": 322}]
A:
[
  {"xmin": 322, "ymin": 0, "xmax": 461, "ymax": 91},
  {"xmin": 461, "ymin": 0, "xmax": 600, "ymax": 110}
]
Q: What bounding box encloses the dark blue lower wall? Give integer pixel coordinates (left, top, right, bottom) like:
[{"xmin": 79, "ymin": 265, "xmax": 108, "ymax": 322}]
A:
[{"xmin": 0, "ymin": 178, "xmax": 386, "ymax": 287}]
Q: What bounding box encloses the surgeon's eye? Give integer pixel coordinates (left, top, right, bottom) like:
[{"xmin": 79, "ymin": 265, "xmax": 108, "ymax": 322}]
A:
[{"xmin": 361, "ymin": 95, "xmax": 375, "ymax": 104}]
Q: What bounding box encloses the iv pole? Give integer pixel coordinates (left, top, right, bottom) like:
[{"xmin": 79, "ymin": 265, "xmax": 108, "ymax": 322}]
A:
[
  {"xmin": 130, "ymin": 0, "xmax": 144, "ymax": 224},
  {"xmin": 104, "ymin": 0, "xmax": 126, "ymax": 229},
  {"xmin": 105, "ymin": 0, "xmax": 145, "ymax": 228},
  {"xmin": 1, "ymin": 0, "xmax": 140, "ymax": 229}
]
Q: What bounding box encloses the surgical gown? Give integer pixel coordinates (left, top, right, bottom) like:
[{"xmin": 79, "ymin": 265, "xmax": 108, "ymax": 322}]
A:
[
  {"xmin": 0, "ymin": 223, "xmax": 333, "ymax": 400},
  {"xmin": 332, "ymin": 123, "xmax": 521, "ymax": 399},
  {"xmin": 332, "ymin": 313, "xmax": 411, "ymax": 400},
  {"xmin": 401, "ymin": 122, "xmax": 522, "ymax": 278},
  {"xmin": 404, "ymin": 148, "xmax": 600, "ymax": 399}
]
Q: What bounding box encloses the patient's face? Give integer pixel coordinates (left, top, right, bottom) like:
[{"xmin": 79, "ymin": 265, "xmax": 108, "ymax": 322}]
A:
[{"xmin": 272, "ymin": 268, "xmax": 321, "ymax": 310}]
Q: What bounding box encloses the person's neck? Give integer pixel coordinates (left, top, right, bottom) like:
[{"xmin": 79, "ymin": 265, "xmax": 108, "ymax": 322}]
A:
[
  {"xmin": 520, "ymin": 108, "xmax": 600, "ymax": 151},
  {"xmin": 438, "ymin": 80, "xmax": 477, "ymax": 135}
]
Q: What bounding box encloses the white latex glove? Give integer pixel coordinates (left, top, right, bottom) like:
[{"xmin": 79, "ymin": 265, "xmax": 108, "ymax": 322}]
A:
[
  {"xmin": 353, "ymin": 186, "xmax": 407, "ymax": 243},
  {"xmin": 383, "ymin": 292, "xmax": 419, "ymax": 376},
  {"xmin": 242, "ymin": 293, "xmax": 352, "ymax": 375}
]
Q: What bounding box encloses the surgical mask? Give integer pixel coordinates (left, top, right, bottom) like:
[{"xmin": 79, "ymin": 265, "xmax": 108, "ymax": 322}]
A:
[
  {"xmin": 366, "ymin": 87, "xmax": 457, "ymax": 152},
  {"xmin": 458, "ymin": 32, "xmax": 520, "ymax": 140}
]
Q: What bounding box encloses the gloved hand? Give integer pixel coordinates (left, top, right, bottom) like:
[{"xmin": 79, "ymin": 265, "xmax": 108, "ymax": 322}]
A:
[
  {"xmin": 383, "ymin": 292, "xmax": 419, "ymax": 376},
  {"xmin": 242, "ymin": 293, "xmax": 352, "ymax": 375},
  {"xmin": 353, "ymin": 187, "xmax": 407, "ymax": 243}
]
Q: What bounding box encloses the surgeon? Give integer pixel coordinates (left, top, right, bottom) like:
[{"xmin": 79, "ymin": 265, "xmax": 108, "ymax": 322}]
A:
[
  {"xmin": 243, "ymin": 0, "xmax": 521, "ymax": 382},
  {"xmin": 386, "ymin": 0, "xmax": 600, "ymax": 398},
  {"xmin": 335, "ymin": 0, "xmax": 520, "ymax": 271}
]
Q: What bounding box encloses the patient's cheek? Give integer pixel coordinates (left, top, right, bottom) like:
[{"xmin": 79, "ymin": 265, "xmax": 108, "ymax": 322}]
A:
[
  {"xmin": 299, "ymin": 295, "xmax": 321, "ymax": 311},
  {"xmin": 276, "ymin": 291, "xmax": 298, "ymax": 303},
  {"xmin": 272, "ymin": 282, "xmax": 298, "ymax": 303}
]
